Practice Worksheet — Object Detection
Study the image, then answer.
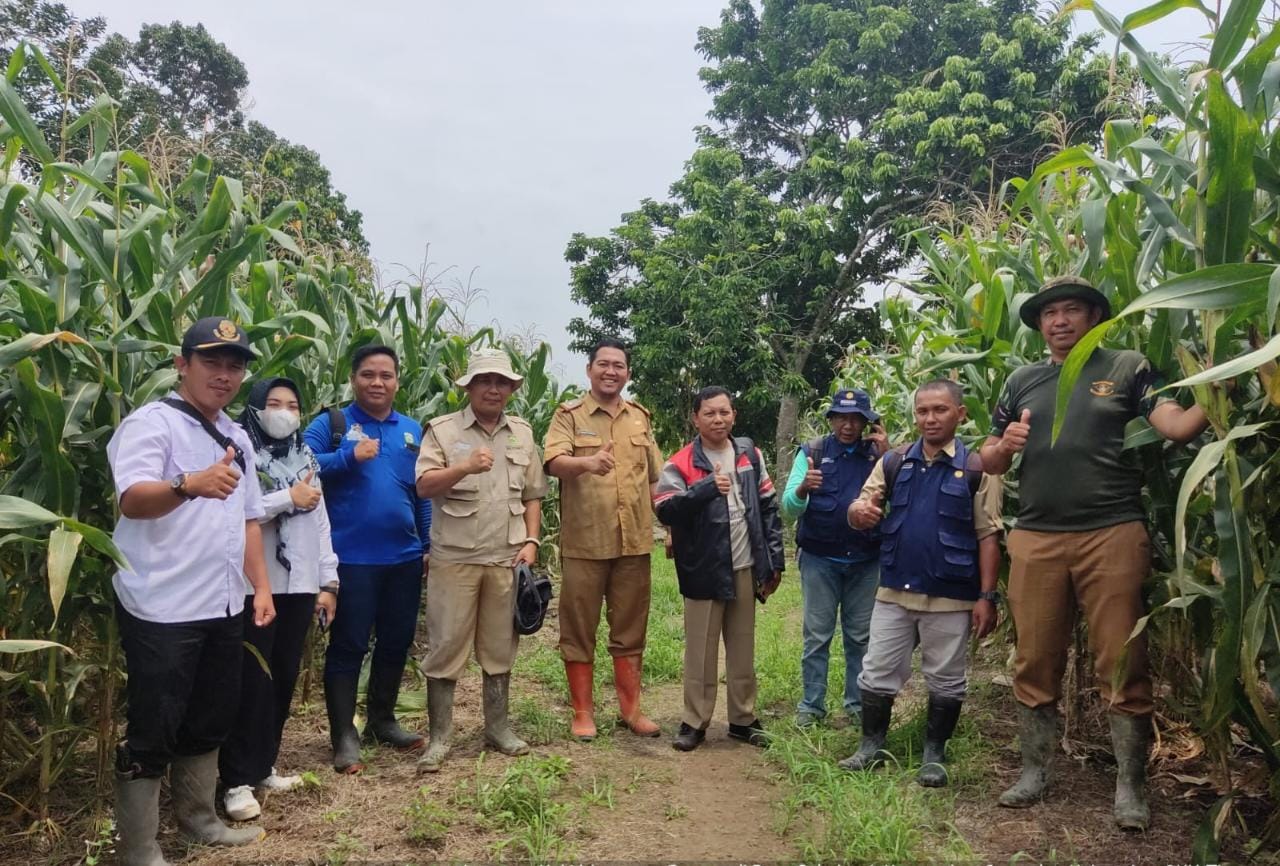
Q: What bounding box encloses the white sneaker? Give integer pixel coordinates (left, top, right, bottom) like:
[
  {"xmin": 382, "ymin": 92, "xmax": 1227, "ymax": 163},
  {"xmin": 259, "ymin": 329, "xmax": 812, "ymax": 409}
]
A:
[
  {"xmin": 223, "ymin": 784, "xmax": 261, "ymax": 821},
  {"xmin": 258, "ymin": 767, "xmax": 302, "ymax": 791}
]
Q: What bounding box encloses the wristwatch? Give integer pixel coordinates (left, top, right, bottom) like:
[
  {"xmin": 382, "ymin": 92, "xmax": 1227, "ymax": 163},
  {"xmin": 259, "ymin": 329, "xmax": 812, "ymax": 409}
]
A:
[
  {"xmin": 170, "ymin": 473, "xmax": 195, "ymax": 500},
  {"xmin": 978, "ymin": 590, "xmax": 1001, "ymax": 603},
  {"xmin": 318, "ymin": 584, "xmax": 339, "ymax": 597}
]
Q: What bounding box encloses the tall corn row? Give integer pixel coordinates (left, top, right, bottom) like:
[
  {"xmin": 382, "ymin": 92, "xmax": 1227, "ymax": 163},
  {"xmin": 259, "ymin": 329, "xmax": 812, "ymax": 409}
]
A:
[
  {"xmin": 0, "ymin": 52, "xmax": 574, "ymax": 828},
  {"xmin": 826, "ymin": 1, "xmax": 1280, "ymax": 856}
]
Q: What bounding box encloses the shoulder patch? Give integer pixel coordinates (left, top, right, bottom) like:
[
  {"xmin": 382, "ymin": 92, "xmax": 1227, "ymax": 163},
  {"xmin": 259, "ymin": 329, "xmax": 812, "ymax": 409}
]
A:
[
  {"xmin": 507, "ymin": 415, "xmax": 533, "ymax": 429},
  {"xmin": 559, "ymin": 397, "xmax": 584, "ymax": 411},
  {"xmin": 426, "ymin": 411, "xmax": 460, "ymax": 431},
  {"xmin": 625, "ymin": 399, "xmax": 651, "ymax": 416}
]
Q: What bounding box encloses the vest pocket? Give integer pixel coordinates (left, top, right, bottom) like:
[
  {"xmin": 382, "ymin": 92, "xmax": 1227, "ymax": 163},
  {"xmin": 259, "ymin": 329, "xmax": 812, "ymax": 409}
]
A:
[
  {"xmin": 507, "ymin": 500, "xmax": 527, "ymax": 545},
  {"xmin": 438, "ymin": 499, "xmax": 480, "ymax": 548},
  {"xmin": 937, "ymin": 529, "xmax": 976, "ymax": 578}
]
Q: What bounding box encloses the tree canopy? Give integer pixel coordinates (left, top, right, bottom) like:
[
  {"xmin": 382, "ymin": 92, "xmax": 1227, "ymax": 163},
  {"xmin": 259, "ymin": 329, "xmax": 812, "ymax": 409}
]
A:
[{"xmin": 567, "ymin": 0, "xmax": 1119, "ymax": 457}]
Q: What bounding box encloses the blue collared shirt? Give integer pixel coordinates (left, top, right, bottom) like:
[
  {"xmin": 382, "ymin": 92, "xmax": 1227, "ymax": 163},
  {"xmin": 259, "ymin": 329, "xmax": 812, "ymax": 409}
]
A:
[{"xmin": 304, "ymin": 404, "xmax": 432, "ymax": 566}]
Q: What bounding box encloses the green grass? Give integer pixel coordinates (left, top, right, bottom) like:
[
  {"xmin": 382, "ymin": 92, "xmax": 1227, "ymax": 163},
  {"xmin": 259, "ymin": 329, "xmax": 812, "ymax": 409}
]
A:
[{"xmin": 453, "ymin": 753, "xmax": 576, "ymax": 860}]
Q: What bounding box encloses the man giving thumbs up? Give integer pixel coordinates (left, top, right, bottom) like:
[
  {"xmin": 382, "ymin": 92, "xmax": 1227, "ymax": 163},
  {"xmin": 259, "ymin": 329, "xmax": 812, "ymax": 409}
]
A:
[{"xmin": 780, "ymin": 388, "xmax": 887, "ymax": 729}]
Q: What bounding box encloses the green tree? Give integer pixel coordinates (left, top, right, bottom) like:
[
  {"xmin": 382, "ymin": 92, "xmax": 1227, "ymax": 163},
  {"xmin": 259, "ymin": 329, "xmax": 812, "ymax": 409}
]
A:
[{"xmin": 568, "ymin": 0, "xmax": 1117, "ymax": 467}]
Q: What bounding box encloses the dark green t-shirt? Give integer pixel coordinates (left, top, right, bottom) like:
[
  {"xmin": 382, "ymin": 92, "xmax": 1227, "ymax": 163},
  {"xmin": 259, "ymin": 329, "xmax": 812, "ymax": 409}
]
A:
[{"xmin": 990, "ymin": 348, "xmax": 1168, "ymax": 532}]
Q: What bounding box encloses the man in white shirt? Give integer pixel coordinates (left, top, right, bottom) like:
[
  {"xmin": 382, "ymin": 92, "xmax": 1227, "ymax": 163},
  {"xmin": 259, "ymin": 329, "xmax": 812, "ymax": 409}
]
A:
[{"xmin": 109, "ymin": 318, "xmax": 276, "ymax": 866}]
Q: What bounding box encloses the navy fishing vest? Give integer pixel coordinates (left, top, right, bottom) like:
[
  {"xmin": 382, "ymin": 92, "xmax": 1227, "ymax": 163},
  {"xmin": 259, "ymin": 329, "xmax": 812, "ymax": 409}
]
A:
[
  {"xmin": 879, "ymin": 438, "xmax": 980, "ymax": 601},
  {"xmin": 795, "ymin": 435, "xmax": 880, "ymax": 561}
]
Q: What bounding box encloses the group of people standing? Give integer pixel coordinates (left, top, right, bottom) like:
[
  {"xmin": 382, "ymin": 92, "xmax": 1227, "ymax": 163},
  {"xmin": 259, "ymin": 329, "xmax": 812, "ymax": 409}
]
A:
[{"xmin": 107, "ymin": 274, "xmax": 1209, "ymax": 865}]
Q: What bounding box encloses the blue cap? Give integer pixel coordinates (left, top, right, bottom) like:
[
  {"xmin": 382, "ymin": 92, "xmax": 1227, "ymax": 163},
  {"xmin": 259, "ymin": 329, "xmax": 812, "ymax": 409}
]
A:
[{"xmin": 826, "ymin": 388, "xmax": 879, "ymax": 422}]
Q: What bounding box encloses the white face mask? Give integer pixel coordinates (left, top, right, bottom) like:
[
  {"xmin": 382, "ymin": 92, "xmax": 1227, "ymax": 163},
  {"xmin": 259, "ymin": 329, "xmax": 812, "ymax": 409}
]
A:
[{"xmin": 258, "ymin": 407, "xmax": 300, "ymax": 440}]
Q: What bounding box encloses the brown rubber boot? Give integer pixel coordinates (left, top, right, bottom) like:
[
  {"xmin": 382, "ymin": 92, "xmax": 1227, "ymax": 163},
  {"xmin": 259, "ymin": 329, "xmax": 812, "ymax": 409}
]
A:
[
  {"xmin": 564, "ymin": 661, "xmax": 596, "ymax": 741},
  {"xmin": 613, "ymin": 655, "xmax": 660, "ymax": 737}
]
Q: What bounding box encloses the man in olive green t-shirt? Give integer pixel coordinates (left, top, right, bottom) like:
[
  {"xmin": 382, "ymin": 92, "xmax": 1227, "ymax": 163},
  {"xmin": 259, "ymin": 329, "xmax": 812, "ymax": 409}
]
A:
[{"xmin": 981, "ymin": 276, "xmax": 1209, "ymax": 832}]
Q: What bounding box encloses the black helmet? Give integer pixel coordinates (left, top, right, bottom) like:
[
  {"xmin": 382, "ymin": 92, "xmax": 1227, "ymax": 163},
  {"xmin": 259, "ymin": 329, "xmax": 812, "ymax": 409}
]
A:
[{"xmin": 512, "ymin": 562, "xmax": 553, "ymax": 636}]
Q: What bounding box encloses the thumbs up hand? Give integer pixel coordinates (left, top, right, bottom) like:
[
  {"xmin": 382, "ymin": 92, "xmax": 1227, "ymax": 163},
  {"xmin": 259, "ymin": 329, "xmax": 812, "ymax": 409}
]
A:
[
  {"xmin": 1001, "ymin": 408, "xmax": 1032, "ymax": 455},
  {"xmin": 798, "ymin": 455, "xmax": 825, "ymax": 495},
  {"xmin": 290, "ymin": 468, "xmax": 322, "ymax": 511},
  {"xmin": 848, "ymin": 490, "xmax": 884, "ymax": 529},
  {"xmin": 589, "ymin": 440, "xmax": 616, "ymax": 476},
  {"xmin": 186, "ymin": 446, "xmax": 242, "ymax": 500},
  {"xmin": 713, "ymin": 462, "xmax": 732, "ymax": 495}
]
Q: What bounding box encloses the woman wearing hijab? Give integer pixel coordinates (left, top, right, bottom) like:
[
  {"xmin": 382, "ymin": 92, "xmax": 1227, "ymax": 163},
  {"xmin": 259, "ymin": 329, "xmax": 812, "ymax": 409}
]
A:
[{"xmin": 220, "ymin": 377, "xmax": 340, "ymax": 821}]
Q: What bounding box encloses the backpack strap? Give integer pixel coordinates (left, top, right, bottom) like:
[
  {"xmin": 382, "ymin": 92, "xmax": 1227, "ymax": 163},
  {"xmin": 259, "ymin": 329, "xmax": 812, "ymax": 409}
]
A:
[
  {"xmin": 734, "ymin": 436, "xmax": 762, "ymax": 477},
  {"xmin": 325, "ymin": 406, "xmax": 346, "ymax": 449},
  {"xmin": 160, "ymin": 398, "xmax": 247, "ymax": 472},
  {"xmin": 881, "ymin": 443, "xmax": 911, "ymax": 491},
  {"xmin": 802, "ymin": 436, "xmax": 825, "ymax": 457},
  {"xmin": 962, "ymin": 449, "xmax": 984, "ymax": 498}
]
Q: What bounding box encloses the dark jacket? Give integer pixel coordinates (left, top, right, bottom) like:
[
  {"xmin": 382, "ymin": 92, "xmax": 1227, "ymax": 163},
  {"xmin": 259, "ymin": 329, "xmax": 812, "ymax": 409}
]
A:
[{"xmin": 653, "ymin": 435, "xmax": 785, "ymax": 601}]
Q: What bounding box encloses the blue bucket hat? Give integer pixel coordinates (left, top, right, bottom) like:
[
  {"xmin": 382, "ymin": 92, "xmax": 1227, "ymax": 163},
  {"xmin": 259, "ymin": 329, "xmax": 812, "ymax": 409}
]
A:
[{"xmin": 826, "ymin": 388, "xmax": 879, "ymax": 422}]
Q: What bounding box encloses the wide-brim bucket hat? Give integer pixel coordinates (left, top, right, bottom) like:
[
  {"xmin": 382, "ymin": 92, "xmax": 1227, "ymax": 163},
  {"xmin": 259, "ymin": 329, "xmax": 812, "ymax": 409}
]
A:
[
  {"xmin": 1019, "ymin": 275, "xmax": 1112, "ymax": 330},
  {"xmin": 455, "ymin": 348, "xmax": 524, "ymax": 388}
]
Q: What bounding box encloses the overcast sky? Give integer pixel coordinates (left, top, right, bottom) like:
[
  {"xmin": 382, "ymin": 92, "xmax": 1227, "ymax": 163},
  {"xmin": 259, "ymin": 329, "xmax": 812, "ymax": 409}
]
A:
[{"xmin": 70, "ymin": 0, "xmax": 1198, "ymax": 382}]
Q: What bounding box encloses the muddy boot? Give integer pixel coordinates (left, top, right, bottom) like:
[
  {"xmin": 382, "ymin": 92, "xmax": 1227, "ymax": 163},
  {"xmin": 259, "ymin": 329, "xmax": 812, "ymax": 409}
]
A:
[
  {"xmin": 418, "ymin": 677, "xmax": 455, "ymax": 773},
  {"xmin": 564, "ymin": 661, "xmax": 596, "ymax": 741},
  {"xmin": 838, "ymin": 690, "xmax": 893, "ymax": 771},
  {"xmin": 364, "ymin": 660, "xmax": 425, "ymax": 751},
  {"xmin": 482, "ymin": 672, "xmax": 529, "ymax": 756},
  {"xmin": 324, "ymin": 673, "xmax": 365, "ymax": 774},
  {"xmin": 1110, "ymin": 713, "xmax": 1152, "ymax": 831},
  {"xmin": 170, "ymin": 751, "xmax": 263, "ymax": 846},
  {"xmin": 917, "ymin": 693, "xmax": 963, "ymax": 788},
  {"xmin": 115, "ymin": 770, "xmax": 169, "ymax": 866},
  {"xmin": 613, "ymin": 655, "xmax": 660, "ymax": 737},
  {"xmin": 998, "ymin": 704, "xmax": 1057, "ymax": 807}
]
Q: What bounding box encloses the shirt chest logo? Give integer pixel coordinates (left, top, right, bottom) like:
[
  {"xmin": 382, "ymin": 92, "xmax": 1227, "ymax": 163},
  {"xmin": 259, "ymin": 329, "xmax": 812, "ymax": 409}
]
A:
[
  {"xmin": 1090, "ymin": 380, "xmax": 1116, "ymax": 397},
  {"xmin": 345, "ymin": 423, "xmax": 364, "ymax": 441}
]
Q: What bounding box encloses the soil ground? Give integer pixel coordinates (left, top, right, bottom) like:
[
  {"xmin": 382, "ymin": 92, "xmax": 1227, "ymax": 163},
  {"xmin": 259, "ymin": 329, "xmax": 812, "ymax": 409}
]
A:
[{"xmin": 4, "ymin": 551, "xmax": 1274, "ymax": 865}]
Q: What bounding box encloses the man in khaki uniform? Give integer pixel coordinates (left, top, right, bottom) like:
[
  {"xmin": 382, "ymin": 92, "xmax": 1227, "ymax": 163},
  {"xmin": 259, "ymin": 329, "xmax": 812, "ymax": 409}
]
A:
[
  {"xmin": 544, "ymin": 338, "xmax": 665, "ymax": 740},
  {"xmin": 414, "ymin": 350, "xmax": 548, "ymax": 772}
]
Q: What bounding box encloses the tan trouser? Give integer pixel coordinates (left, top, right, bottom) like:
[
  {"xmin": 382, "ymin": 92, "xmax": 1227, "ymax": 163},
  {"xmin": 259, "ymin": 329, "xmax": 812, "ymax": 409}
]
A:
[
  {"xmin": 682, "ymin": 567, "xmax": 757, "ymax": 728},
  {"xmin": 421, "ymin": 561, "xmax": 518, "ymax": 680},
  {"xmin": 558, "ymin": 555, "xmax": 651, "ymax": 663},
  {"xmin": 1007, "ymin": 521, "xmax": 1152, "ymax": 715}
]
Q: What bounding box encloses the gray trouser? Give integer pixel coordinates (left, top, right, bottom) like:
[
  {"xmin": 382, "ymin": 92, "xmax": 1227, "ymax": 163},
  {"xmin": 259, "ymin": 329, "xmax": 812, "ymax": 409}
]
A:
[{"xmin": 856, "ymin": 600, "xmax": 970, "ymax": 700}]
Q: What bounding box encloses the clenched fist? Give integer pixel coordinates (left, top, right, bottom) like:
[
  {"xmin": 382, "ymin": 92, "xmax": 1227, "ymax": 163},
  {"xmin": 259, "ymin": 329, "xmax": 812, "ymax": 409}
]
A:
[
  {"xmin": 1000, "ymin": 409, "xmax": 1031, "ymax": 456},
  {"xmin": 797, "ymin": 457, "xmax": 824, "ymax": 495},
  {"xmin": 465, "ymin": 446, "xmax": 495, "ymax": 475},
  {"xmin": 354, "ymin": 437, "xmax": 380, "ymax": 462},
  {"xmin": 588, "ymin": 441, "xmax": 616, "ymax": 476},
  {"xmin": 290, "ymin": 469, "xmax": 321, "ymax": 511},
  {"xmin": 713, "ymin": 463, "xmax": 732, "ymax": 495},
  {"xmin": 185, "ymin": 447, "xmax": 241, "ymax": 500}
]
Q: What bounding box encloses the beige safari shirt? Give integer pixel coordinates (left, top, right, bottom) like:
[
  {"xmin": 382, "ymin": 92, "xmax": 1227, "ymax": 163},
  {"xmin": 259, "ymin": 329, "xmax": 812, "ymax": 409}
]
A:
[
  {"xmin": 855, "ymin": 438, "xmax": 1003, "ymax": 613},
  {"xmin": 543, "ymin": 393, "xmax": 663, "ymax": 559},
  {"xmin": 416, "ymin": 406, "xmax": 548, "ymax": 566}
]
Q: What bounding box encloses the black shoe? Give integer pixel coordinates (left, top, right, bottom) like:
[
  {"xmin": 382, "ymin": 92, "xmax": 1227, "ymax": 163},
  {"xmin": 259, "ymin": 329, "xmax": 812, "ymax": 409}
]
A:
[
  {"xmin": 672, "ymin": 722, "xmax": 705, "ymax": 752},
  {"xmin": 728, "ymin": 719, "xmax": 768, "ymax": 747}
]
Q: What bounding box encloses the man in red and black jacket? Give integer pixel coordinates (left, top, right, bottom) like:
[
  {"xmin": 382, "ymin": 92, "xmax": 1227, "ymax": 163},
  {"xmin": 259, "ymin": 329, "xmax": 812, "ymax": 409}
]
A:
[{"xmin": 654, "ymin": 386, "xmax": 784, "ymax": 752}]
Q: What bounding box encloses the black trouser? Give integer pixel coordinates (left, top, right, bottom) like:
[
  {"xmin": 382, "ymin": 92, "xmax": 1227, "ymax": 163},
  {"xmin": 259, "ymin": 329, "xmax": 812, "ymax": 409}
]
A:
[
  {"xmin": 116, "ymin": 601, "xmax": 243, "ymax": 778},
  {"xmin": 219, "ymin": 593, "xmax": 316, "ymax": 788}
]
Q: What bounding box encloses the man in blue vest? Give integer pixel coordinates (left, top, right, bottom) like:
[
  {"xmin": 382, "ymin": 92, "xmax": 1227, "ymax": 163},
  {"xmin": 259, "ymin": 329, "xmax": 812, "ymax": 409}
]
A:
[
  {"xmin": 839, "ymin": 379, "xmax": 1002, "ymax": 787},
  {"xmin": 781, "ymin": 389, "xmax": 887, "ymax": 727}
]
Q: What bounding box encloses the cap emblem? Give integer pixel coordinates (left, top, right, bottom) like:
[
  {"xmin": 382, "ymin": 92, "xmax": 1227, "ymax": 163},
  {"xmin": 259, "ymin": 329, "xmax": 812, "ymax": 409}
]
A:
[{"xmin": 214, "ymin": 319, "xmax": 239, "ymax": 341}]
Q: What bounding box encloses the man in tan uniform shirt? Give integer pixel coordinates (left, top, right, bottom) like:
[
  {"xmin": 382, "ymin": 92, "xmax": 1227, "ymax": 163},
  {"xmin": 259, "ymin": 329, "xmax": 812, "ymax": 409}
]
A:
[
  {"xmin": 544, "ymin": 339, "xmax": 664, "ymax": 740},
  {"xmin": 414, "ymin": 350, "xmax": 548, "ymax": 772}
]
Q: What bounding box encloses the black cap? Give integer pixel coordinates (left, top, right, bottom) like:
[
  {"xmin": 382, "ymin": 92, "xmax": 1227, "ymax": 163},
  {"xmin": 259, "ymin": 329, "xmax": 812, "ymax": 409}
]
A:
[{"xmin": 181, "ymin": 317, "xmax": 257, "ymax": 360}]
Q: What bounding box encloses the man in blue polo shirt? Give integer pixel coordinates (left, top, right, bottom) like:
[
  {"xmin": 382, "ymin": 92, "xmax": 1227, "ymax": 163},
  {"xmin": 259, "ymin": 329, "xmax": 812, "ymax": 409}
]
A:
[
  {"xmin": 781, "ymin": 389, "xmax": 887, "ymax": 727},
  {"xmin": 304, "ymin": 345, "xmax": 432, "ymax": 773}
]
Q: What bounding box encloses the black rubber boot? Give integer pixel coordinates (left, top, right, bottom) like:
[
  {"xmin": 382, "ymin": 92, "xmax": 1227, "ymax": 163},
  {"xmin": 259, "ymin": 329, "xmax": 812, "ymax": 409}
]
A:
[
  {"xmin": 838, "ymin": 691, "xmax": 894, "ymax": 770},
  {"xmin": 917, "ymin": 693, "xmax": 963, "ymax": 787},
  {"xmin": 364, "ymin": 661, "xmax": 425, "ymax": 751},
  {"xmin": 324, "ymin": 673, "xmax": 365, "ymax": 774},
  {"xmin": 1110, "ymin": 713, "xmax": 1152, "ymax": 831},
  {"xmin": 999, "ymin": 703, "xmax": 1057, "ymax": 807}
]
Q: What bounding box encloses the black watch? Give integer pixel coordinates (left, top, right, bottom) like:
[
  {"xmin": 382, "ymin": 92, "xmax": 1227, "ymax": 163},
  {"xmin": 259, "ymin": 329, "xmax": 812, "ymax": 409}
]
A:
[
  {"xmin": 170, "ymin": 473, "xmax": 195, "ymax": 500},
  {"xmin": 978, "ymin": 590, "xmax": 1001, "ymax": 603}
]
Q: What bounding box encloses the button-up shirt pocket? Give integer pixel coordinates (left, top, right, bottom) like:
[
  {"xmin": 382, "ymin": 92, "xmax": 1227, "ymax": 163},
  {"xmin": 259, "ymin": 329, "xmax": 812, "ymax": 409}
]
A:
[{"xmin": 438, "ymin": 498, "xmax": 480, "ymax": 548}]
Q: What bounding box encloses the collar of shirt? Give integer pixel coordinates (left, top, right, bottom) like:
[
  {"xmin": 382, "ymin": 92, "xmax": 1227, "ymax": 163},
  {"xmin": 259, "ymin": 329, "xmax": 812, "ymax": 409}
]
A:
[
  {"xmin": 461, "ymin": 404, "xmax": 511, "ymax": 433},
  {"xmin": 348, "ymin": 402, "xmax": 400, "ymax": 426},
  {"xmin": 165, "ymin": 391, "xmax": 238, "ymax": 435},
  {"xmin": 911, "ymin": 437, "xmax": 958, "ymax": 464},
  {"xmin": 583, "ymin": 391, "xmax": 629, "ymax": 418}
]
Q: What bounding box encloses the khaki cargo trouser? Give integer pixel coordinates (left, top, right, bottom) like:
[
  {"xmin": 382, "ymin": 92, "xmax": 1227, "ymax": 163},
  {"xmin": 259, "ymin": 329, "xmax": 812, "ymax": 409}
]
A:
[
  {"xmin": 1007, "ymin": 521, "xmax": 1152, "ymax": 716},
  {"xmin": 422, "ymin": 561, "xmax": 518, "ymax": 680}
]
